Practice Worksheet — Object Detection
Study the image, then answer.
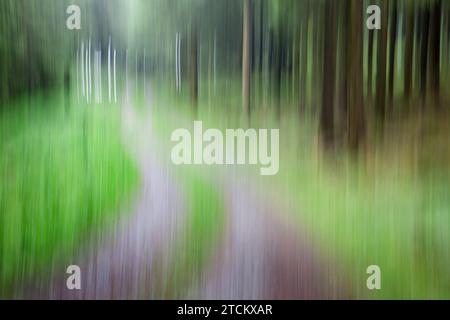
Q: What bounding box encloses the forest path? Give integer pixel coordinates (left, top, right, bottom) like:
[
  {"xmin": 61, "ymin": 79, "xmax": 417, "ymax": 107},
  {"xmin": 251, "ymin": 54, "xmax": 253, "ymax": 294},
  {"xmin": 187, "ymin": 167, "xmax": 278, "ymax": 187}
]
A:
[
  {"xmin": 121, "ymin": 82, "xmax": 351, "ymax": 299},
  {"xmin": 26, "ymin": 82, "xmax": 349, "ymax": 299},
  {"xmin": 189, "ymin": 171, "xmax": 350, "ymax": 299},
  {"xmin": 27, "ymin": 82, "xmax": 186, "ymax": 299}
]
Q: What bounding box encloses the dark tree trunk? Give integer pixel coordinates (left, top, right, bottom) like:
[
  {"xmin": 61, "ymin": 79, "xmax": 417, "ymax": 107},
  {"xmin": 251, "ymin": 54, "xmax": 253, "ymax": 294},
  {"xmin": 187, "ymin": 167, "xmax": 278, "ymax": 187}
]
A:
[
  {"xmin": 337, "ymin": 0, "xmax": 349, "ymax": 142},
  {"xmin": 404, "ymin": 1, "xmax": 414, "ymax": 99},
  {"xmin": 347, "ymin": 0, "xmax": 365, "ymax": 151},
  {"xmin": 419, "ymin": 7, "xmax": 430, "ymax": 102},
  {"xmin": 388, "ymin": 0, "xmax": 398, "ymax": 106},
  {"xmin": 429, "ymin": 0, "xmax": 442, "ymax": 105},
  {"xmin": 375, "ymin": 0, "xmax": 389, "ymax": 119},
  {"xmin": 259, "ymin": 0, "xmax": 264, "ymax": 75},
  {"xmin": 242, "ymin": 0, "xmax": 252, "ymax": 117},
  {"xmin": 320, "ymin": 0, "xmax": 337, "ymax": 148},
  {"xmin": 367, "ymin": 29, "xmax": 374, "ymax": 102},
  {"xmin": 299, "ymin": 6, "xmax": 309, "ymax": 113}
]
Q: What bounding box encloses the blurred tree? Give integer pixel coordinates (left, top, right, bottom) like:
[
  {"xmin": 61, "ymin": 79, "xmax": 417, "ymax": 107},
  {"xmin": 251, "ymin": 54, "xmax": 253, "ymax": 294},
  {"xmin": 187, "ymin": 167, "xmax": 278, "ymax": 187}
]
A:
[
  {"xmin": 388, "ymin": 0, "xmax": 398, "ymax": 106},
  {"xmin": 242, "ymin": 0, "xmax": 252, "ymax": 117},
  {"xmin": 375, "ymin": 0, "xmax": 389, "ymax": 119},
  {"xmin": 419, "ymin": 5, "xmax": 430, "ymax": 103},
  {"xmin": 429, "ymin": 0, "xmax": 442, "ymax": 105},
  {"xmin": 347, "ymin": 0, "xmax": 366, "ymax": 151},
  {"xmin": 404, "ymin": 1, "xmax": 415, "ymax": 100},
  {"xmin": 191, "ymin": 25, "xmax": 198, "ymax": 112},
  {"xmin": 320, "ymin": 0, "xmax": 337, "ymax": 148}
]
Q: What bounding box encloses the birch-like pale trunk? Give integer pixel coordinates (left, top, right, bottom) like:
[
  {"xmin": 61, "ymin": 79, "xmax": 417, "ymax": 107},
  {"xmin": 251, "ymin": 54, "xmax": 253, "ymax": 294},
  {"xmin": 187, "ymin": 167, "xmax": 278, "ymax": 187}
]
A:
[
  {"xmin": 175, "ymin": 34, "xmax": 178, "ymax": 91},
  {"xmin": 125, "ymin": 49, "xmax": 129, "ymax": 101},
  {"xmin": 94, "ymin": 52, "xmax": 97, "ymax": 103},
  {"xmin": 99, "ymin": 50, "xmax": 102, "ymax": 103},
  {"xmin": 85, "ymin": 46, "xmax": 89, "ymax": 103},
  {"xmin": 108, "ymin": 37, "xmax": 111, "ymax": 103},
  {"xmin": 178, "ymin": 35, "xmax": 181, "ymax": 92},
  {"xmin": 143, "ymin": 48, "xmax": 146, "ymax": 97},
  {"xmin": 113, "ymin": 49, "xmax": 117, "ymax": 103},
  {"xmin": 135, "ymin": 51, "xmax": 138, "ymax": 98},
  {"xmin": 214, "ymin": 33, "xmax": 217, "ymax": 92},
  {"xmin": 95, "ymin": 51, "xmax": 100, "ymax": 103},
  {"xmin": 81, "ymin": 41, "xmax": 85, "ymax": 98},
  {"xmin": 76, "ymin": 46, "xmax": 80, "ymax": 101},
  {"xmin": 88, "ymin": 38, "xmax": 92, "ymax": 103}
]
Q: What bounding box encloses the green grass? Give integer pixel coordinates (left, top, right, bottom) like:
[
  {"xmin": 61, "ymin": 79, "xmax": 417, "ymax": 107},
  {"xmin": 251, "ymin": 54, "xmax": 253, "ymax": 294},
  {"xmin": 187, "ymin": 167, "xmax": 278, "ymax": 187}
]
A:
[
  {"xmin": 148, "ymin": 77, "xmax": 450, "ymax": 299},
  {"xmin": 0, "ymin": 91, "xmax": 139, "ymax": 296},
  {"xmin": 271, "ymin": 111, "xmax": 450, "ymax": 299},
  {"xmin": 169, "ymin": 171, "xmax": 224, "ymax": 297},
  {"xmin": 143, "ymin": 98, "xmax": 224, "ymax": 298}
]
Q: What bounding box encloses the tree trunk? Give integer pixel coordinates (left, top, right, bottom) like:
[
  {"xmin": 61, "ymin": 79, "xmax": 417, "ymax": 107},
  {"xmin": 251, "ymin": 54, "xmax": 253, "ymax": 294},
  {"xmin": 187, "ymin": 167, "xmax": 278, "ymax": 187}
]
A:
[
  {"xmin": 191, "ymin": 26, "xmax": 198, "ymax": 114},
  {"xmin": 242, "ymin": 0, "xmax": 251, "ymax": 117},
  {"xmin": 375, "ymin": 0, "xmax": 389, "ymax": 119},
  {"xmin": 429, "ymin": 0, "xmax": 442, "ymax": 105},
  {"xmin": 367, "ymin": 29, "xmax": 374, "ymax": 102},
  {"xmin": 347, "ymin": 0, "xmax": 365, "ymax": 151},
  {"xmin": 388, "ymin": 0, "xmax": 398, "ymax": 106},
  {"xmin": 299, "ymin": 9, "xmax": 309, "ymax": 113},
  {"xmin": 337, "ymin": 0, "xmax": 348, "ymax": 139},
  {"xmin": 320, "ymin": 0, "xmax": 337, "ymax": 148},
  {"xmin": 404, "ymin": 1, "xmax": 414, "ymax": 99},
  {"xmin": 419, "ymin": 6, "xmax": 430, "ymax": 102}
]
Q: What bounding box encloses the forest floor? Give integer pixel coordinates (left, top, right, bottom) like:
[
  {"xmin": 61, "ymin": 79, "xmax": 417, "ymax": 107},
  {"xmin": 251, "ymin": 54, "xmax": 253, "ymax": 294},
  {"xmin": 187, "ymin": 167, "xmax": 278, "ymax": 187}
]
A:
[
  {"xmin": 25, "ymin": 88, "xmax": 186, "ymax": 298},
  {"xmin": 23, "ymin": 83, "xmax": 349, "ymax": 299},
  {"xmin": 189, "ymin": 174, "xmax": 350, "ymax": 299}
]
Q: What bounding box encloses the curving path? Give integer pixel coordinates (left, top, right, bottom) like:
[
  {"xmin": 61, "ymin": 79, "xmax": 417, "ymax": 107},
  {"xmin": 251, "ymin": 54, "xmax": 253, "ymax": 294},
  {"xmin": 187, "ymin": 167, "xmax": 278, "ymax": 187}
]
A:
[
  {"xmin": 26, "ymin": 83, "xmax": 186, "ymax": 299},
  {"xmin": 25, "ymin": 82, "xmax": 349, "ymax": 299}
]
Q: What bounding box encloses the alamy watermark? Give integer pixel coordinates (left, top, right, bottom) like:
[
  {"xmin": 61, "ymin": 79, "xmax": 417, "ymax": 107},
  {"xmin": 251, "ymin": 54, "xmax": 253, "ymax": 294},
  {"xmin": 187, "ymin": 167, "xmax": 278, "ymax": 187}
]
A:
[
  {"xmin": 66, "ymin": 265, "xmax": 81, "ymax": 290},
  {"xmin": 171, "ymin": 121, "xmax": 279, "ymax": 176}
]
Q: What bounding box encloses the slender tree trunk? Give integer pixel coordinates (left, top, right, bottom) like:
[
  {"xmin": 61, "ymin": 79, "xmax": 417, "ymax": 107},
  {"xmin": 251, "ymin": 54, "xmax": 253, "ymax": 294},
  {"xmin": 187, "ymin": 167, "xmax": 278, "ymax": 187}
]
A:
[
  {"xmin": 419, "ymin": 7, "xmax": 430, "ymax": 103},
  {"xmin": 338, "ymin": 0, "xmax": 348, "ymax": 137},
  {"xmin": 375, "ymin": 0, "xmax": 389, "ymax": 119},
  {"xmin": 388, "ymin": 0, "xmax": 398, "ymax": 106},
  {"xmin": 259, "ymin": 0, "xmax": 264, "ymax": 75},
  {"xmin": 347, "ymin": 0, "xmax": 365, "ymax": 151},
  {"xmin": 404, "ymin": 2, "xmax": 414, "ymax": 99},
  {"xmin": 429, "ymin": 0, "xmax": 442, "ymax": 105},
  {"xmin": 275, "ymin": 27, "xmax": 282, "ymax": 118},
  {"xmin": 242, "ymin": 0, "xmax": 251, "ymax": 117},
  {"xmin": 320, "ymin": 0, "xmax": 337, "ymax": 148},
  {"xmin": 258, "ymin": 0, "xmax": 264, "ymax": 93},
  {"xmin": 299, "ymin": 10, "xmax": 309, "ymax": 113},
  {"xmin": 208, "ymin": 36, "xmax": 212, "ymax": 106},
  {"xmin": 367, "ymin": 29, "xmax": 374, "ymax": 102},
  {"xmin": 191, "ymin": 26, "xmax": 198, "ymax": 114},
  {"xmin": 291, "ymin": 29, "xmax": 297, "ymax": 104}
]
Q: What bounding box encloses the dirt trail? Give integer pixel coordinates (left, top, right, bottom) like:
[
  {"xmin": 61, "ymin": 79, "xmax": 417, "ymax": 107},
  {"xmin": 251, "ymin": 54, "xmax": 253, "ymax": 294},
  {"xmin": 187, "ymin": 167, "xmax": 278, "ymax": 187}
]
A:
[
  {"xmin": 26, "ymin": 83, "xmax": 348, "ymax": 299},
  {"xmin": 191, "ymin": 171, "xmax": 349, "ymax": 299},
  {"xmin": 26, "ymin": 85, "xmax": 186, "ymax": 299}
]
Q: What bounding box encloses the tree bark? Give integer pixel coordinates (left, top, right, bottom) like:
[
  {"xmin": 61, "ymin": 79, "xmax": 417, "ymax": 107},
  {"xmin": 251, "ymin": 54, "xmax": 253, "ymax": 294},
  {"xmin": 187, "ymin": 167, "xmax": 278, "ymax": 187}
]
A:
[
  {"xmin": 367, "ymin": 29, "xmax": 374, "ymax": 102},
  {"xmin": 242, "ymin": 0, "xmax": 252, "ymax": 117},
  {"xmin": 429, "ymin": 0, "xmax": 442, "ymax": 104},
  {"xmin": 404, "ymin": 1, "xmax": 414, "ymax": 99},
  {"xmin": 299, "ymin": 8, "xmax": 309, "ymax": 113},
  {"xmin": 191, "ymin": 26, "xmax": 198, "ymax": 114},
  {"xmin": 388, "ymin": 0, "xmax": 398, "ymax": 106},
  {"xmin": 347, "ymin": 0, "xmax": 365, "ymax": 151},
  {"xmin": 419, "ymin": 6, "xmax": 430, "ymax": 102},
  {"xmin": 375, "ymin": 0, "xmax": 389, "ymax": 119},
  {"xmin": 320, "ymin": 0, "xmax": 337, "ymax": 148}
]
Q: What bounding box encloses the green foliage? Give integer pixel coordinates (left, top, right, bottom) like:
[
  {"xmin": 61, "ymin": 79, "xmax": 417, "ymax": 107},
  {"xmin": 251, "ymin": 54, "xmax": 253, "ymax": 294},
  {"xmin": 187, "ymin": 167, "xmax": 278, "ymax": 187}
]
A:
[
  {"xmin": 0, "ymin": 91, "xmax": 138, "ymax": 295},
  {"xmin": 148, "ymin": 99, "xmax": 225, "ymax": 298}
]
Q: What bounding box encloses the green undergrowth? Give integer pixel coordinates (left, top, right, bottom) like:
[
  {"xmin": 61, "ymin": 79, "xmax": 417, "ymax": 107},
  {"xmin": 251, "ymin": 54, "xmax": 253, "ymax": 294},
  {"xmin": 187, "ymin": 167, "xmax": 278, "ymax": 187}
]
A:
[{"xmin": 0, "ymin": 90, "xmax": 139, "ymax": 296}]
